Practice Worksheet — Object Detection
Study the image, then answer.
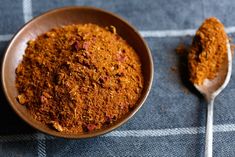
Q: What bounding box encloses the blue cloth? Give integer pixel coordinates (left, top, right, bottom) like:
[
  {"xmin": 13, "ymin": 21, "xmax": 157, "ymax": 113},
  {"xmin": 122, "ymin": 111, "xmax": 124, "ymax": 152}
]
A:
[{"xmin": 0, "ymin": 0, "xmax": 235, "ymax": 156}]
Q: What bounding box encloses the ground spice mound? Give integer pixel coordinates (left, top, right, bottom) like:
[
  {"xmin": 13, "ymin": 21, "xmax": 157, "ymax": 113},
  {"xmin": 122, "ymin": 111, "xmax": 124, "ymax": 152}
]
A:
[
  {"xmin": 188, "ymin": 17, "xmax": 228, "ymax": 85},
  {"xmin": 15, "ymin": 24, "xmax": 144, "ymax": 133}
]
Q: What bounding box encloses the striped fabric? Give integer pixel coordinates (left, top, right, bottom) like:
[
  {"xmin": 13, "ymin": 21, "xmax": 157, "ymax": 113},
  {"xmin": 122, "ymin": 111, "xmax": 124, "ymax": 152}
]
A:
[{"xmin": 0, "ymin": 0, "xmax": 235, "ymax": 156}]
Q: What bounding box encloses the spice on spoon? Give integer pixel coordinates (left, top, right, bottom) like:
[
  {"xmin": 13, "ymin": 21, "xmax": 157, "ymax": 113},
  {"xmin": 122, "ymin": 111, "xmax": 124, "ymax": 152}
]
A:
[{"xmin": 188, "ymin": 17, "xmax": 228, "ymax": 85}]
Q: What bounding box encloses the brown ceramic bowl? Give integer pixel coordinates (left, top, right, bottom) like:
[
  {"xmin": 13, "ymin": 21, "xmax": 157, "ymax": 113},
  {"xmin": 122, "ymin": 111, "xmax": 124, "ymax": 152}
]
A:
[{"xmin": 1, "ymin": 6, "xmax": 153, "ymax": 138}]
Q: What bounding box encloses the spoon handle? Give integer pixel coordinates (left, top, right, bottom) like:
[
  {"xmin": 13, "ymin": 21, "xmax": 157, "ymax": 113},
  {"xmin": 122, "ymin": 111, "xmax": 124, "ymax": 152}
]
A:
[{"xmin": 205, "ymin": 98, "xmax": 214, "ymax": 157}]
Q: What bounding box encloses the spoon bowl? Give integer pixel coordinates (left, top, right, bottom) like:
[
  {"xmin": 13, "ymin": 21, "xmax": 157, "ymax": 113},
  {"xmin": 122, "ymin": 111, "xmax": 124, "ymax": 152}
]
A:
[
  {"xmin": 194, "ymin": 41, "xmax": 232, "ymax": 157},
  {"xmin": 194, "ymin": 41, "xmax": 232, "ymax": 101}
]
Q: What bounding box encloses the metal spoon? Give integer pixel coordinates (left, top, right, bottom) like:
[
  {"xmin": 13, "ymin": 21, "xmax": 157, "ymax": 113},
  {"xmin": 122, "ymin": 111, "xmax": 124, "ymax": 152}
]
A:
[{"xmin": 194, "ymin": 41, "xmax": 232, "ymax": 157}]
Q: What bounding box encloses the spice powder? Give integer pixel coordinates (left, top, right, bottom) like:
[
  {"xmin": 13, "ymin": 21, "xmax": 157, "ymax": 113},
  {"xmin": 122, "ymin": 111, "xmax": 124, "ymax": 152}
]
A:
[
  {"xmin": 15, "ymin": 24, "xmax": 144, "ymax": 133},
  {"xmin": 188, "ymin": 17, "xmax": 228, "ymax": 85}
]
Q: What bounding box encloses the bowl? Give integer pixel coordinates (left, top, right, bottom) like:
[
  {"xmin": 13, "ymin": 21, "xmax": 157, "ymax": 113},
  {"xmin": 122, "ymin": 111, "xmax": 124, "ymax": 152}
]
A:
[{"xmin": 1, "ymin": 6, "xmax": 154, "ymax": 138}]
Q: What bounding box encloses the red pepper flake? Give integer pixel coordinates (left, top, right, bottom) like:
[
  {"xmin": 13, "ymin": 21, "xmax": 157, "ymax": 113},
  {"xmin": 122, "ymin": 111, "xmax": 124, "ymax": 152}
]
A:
[
  {"xmin": 40, "ymin": 95, "xmax": 48, "ymax": 104},
  {"xmin": 83, "ymin": 41, "xmax": 90, "ymax": 50},
  {"xmin": 74, "ymin": 41, "xmax": 83, "ymax": 51},
  {"xmin": 116, "ymin": 50, "xmax": 126, "ymax": 62},
  {"xmin": 87, "ymin": 124, "xmax": 96, "ymax": 131}
]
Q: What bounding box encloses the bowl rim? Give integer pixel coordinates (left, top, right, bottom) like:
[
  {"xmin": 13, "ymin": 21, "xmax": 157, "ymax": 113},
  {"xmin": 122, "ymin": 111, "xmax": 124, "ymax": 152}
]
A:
[{"xmin": 1, "ymin": 6, "xmax": 154, "ymax": 139}]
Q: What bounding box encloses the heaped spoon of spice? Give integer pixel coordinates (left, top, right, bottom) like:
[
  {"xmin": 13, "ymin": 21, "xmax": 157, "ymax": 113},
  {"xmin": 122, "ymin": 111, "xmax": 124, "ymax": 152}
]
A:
[{"xmin": 188, "ymin": 17, "xmax": 232, "ymax": 157}]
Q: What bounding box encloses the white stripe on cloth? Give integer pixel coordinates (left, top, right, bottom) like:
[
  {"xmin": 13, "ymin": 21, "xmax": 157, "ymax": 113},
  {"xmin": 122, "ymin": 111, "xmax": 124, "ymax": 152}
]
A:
[
  {"xmin": 0, "ymin": 133, "xmax": 54, "ymax": 142},
  {"xmin": 22, "ymin": 0, "xmax": 33, "ymax": 23},
  {"xmin": 140, "ymin": 29, "xmax": 196, "ymax": 37},
  {"xmin": 0, "ymin": 124, "xmax": 235, "ymax": 142},
  {"xmin": 104, "ymin": 124, "xmax": 235, "ymax": 137},
  {"xmin": 140, "ymin": 26, "xmax": 235, "ymax": 37},
  {"xmin": 0, "ymin": 34, "xmax": 13, "ymax": 42},
  {"xmin": 105, "ymin": 127, "xmax": 201, "ymax": 137}
]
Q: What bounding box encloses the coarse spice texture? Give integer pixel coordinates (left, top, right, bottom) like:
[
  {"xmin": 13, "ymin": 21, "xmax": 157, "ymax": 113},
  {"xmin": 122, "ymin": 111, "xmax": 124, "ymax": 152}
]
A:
[
  {"xmin": 15, "ymin": 24, "xmax": 144, "ymax": 133},
  {"xmin": 188, "ymin": 17, "xmax": 228, "ymax": 85}
]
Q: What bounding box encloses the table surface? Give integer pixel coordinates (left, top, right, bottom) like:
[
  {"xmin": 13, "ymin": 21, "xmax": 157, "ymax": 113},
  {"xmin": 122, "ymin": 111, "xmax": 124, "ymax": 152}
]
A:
[{"xmin": 1, "ymin": 0, "xmax": 235, "ymax": 157}]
